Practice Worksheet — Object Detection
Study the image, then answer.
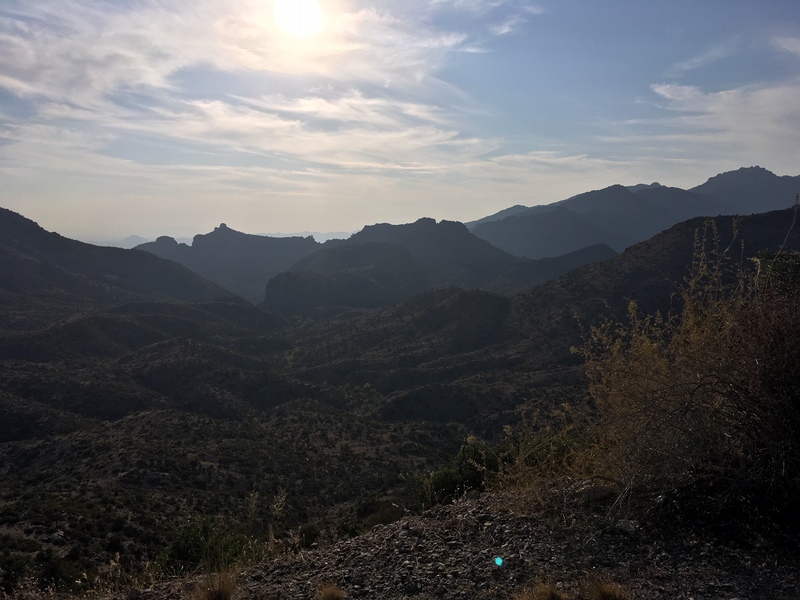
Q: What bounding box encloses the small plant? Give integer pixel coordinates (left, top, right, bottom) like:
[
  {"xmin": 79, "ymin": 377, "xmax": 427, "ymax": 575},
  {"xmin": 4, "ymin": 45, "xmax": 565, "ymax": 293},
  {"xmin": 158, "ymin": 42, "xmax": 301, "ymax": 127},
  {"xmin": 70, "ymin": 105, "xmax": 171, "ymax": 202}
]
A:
[
  {"xmin": 315, "ymin": 581, "xmax": 345, "ymax": 600},
  {"xmin": 584, "ymin": 581, "xmax": 630, "ymax": 600},
  {"xmin": 515, "ymin": 582, "xmax": 572, "ymax": 600},
  {"xmin": 195, "ymin": 569, "xmax": 238, "ymax": 600},
  {"xmin": 420, "ymin": 436, "xmax": 501, "ymax": 506},
  {"xmin": 298, "ymin": 522, "xmax": 320, "ymax": 548},
  {"xmin": 514, "ymin": 581, "xmax": 630, "ymax": 600}
]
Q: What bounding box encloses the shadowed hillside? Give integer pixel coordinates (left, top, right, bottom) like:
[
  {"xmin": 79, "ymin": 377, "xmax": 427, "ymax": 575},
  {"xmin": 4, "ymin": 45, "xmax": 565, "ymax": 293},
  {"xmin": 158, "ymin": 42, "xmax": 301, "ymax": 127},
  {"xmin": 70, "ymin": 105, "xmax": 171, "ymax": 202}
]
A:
[
  {"xmin": 2, "ymin": 205, "xmax": 799, "ymax": 597},
  {"xmin": 261, "ymin": 218, "xmax": 617, "ymax": 313},
  {"xmin": 0, "ymin": 208, "xmax": 242, "ymax": 330},
  {"xmin": 136, "ymin": 224, "xmax": 320, "ymax": 303},
  {"xmin": 691, "ymin": 165, "xmax": 800, "ymax": 213},
  {"xmin": 282, "ymin": 208, "xmax": 800, "ymax": 433},
  {"xmin": 471, "ymin": 185, "xmax": 727, "ymax": 258},
  {"xmin": 469, "ymin": 167, "xmax": 798, "ymax": 261}
]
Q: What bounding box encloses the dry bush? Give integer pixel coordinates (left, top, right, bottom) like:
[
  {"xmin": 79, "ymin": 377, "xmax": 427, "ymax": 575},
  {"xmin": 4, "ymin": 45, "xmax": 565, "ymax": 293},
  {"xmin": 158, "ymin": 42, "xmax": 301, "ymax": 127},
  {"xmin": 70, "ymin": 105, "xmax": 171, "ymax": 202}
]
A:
[
  {"xmin": 583, "ymin": 581, "xmax": 630, "ymax": 600},
  {"xmin": 515, "ymin": 582, "xmax": 572, "ymax": 600},
  {"xmin": 314, "ymin": 582, "xmax": 345, "ymax": 600},
  {"xmin": 495, "ymin": 402, "xmax": 604, "ymax": 520},
  {"xmin": 581, "ymin": 220, "xmax": 800, "ymax": 527},
  {"xmin": 514, "ymin": 581, "xmax": 630, "ymax": 600},
  {"xmin": 194, "ymin": 570, "xmax": 238, "ymax": 600}
]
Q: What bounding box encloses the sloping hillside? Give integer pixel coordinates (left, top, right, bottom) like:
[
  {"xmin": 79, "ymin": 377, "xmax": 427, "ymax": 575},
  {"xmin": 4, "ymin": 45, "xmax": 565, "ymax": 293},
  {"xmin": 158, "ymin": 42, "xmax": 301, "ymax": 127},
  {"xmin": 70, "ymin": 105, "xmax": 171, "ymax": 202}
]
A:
[
  {"xmin": 0, "ymin": 208, "xmax": 242, "ymax": 330},
  {"xmin": 136, "ymin": 224, "xmax": 320, "ymax": 303}
]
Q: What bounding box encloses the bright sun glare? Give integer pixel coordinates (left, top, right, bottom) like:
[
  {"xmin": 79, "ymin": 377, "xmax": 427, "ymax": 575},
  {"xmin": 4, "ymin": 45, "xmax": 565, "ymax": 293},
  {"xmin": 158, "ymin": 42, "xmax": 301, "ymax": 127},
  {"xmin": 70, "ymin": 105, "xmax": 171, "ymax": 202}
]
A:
[{"xmin": 274, "ymin": 0, "xmax": 326, "ymax": 39}]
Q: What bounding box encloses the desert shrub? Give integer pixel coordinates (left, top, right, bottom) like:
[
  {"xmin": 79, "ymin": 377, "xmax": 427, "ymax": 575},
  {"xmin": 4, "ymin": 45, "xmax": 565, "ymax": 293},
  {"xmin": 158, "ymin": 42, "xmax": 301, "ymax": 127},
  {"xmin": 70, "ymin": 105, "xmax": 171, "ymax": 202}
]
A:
[
  {"xmin": 195, "ymin": 569, "xmax": 238, "ymax": 600},
  {"xmin": 161, "ymin": 517, "xmax": 249, "ymax": 573},
  {"xmin": 514, "ymin": 581, "xmax": 629, "ymax": 600},
  {"xmin": 584, "ymin": 581, "xmax": 630, "ymax": 600},
  {"xmin": 420, "ymin": 466, "xmax": 462, "ymax": 506},
  {"xmin": 298, "ymin": 522, "xmax": 319, "ymax": 548},
  {"xmin": 499, "ymin": 405, "xmax": 596, "ymax": 489},
  {"xmin": 315, "ymin": 581, "xmax": 345, "ymax": 600},
  {"xmin": 581, "ymin": 221, "xmax": 800, "ymax": 528},
  {"xmin": 420, "ymin": 437, "xmax": 499, "ymax": 505},
  {"xmin": 515, "ymin": 582, "xmax": 571, "ymax": 600}
]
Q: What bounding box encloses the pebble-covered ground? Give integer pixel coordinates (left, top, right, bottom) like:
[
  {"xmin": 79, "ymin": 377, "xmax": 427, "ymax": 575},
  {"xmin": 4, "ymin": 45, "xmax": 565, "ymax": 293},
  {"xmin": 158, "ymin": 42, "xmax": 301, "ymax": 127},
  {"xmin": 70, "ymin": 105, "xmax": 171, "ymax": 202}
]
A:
[{"xmin": 140, "ymin": 492, "xmax": 800, "ymax": 600}]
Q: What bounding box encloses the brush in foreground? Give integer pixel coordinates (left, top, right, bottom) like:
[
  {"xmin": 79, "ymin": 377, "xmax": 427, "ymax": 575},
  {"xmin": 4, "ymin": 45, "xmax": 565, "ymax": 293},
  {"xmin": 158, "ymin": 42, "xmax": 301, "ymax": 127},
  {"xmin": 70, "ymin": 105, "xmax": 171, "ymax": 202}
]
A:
[{"xmin": 315, "ymin": 582, "xmax": 346, "ymax": 600}]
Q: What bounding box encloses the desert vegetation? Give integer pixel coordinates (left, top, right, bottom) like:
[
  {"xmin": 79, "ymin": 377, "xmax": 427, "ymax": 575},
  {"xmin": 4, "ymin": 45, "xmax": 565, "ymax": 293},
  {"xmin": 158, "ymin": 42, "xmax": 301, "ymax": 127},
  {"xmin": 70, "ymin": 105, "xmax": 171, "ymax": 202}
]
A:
[
  {"xmin": 578, "ymin": 220, "xmax": 800, "ymax": 531},
  {"xmin": 2, "ymin": 197, "xmax": 800, "ymax": 598}
]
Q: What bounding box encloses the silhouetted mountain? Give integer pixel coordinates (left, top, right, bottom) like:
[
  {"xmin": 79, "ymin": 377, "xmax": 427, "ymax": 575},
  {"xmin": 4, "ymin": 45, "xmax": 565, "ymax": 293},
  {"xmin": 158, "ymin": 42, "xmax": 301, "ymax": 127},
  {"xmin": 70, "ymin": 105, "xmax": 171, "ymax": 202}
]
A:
[
  {"xmin": 472, "ymin": 184, "xmax": 729, "ymax": 258},
  {"xmin": 0, "ymin": 207, "xmax": 242, "ymax": 329},
  {"xmin": 491, "ymin": 243, "xmax": 618, "ymax": 290},
  {"xmin": 262, "ymin": 243, "xmax": 429, "ymax": 313},
  {"xmin": 626, "ymin": 182, "xmax": 663, "ymax": 193},
  {"xmin": 464, "ymin": 204, "xmax": 531, "ymax": 228},
  {"xmin": 470, "ymin": 167, "xmax": 798, "ymax": 262},
  {"xmin": 471, "ymin": 206, "xmax": 632, "ymax": 259},
  {"xmin": 261, "ymin": 218, "xmax": 616, "ymax": 313},
  {"xmin": 690, "ymin": 166, "xmax": 800, "ymax": 213},
  {"xmin": 346, "ymin": 218, "xmax": 524, "ymax": 286},
  {"xmin": 286, "ymin": 208, "xmax": 800, "ymax": 431},
  {"xmin": 3, "ymin": 203, "xmax": 798, "ymax": 590},
  {"xmin": 86, "ymin": 234, "xmax": 152, "ymax": 249},
  {"xmin": 136, "ymin": 224, "xmax": 320, "ymax": 303}
]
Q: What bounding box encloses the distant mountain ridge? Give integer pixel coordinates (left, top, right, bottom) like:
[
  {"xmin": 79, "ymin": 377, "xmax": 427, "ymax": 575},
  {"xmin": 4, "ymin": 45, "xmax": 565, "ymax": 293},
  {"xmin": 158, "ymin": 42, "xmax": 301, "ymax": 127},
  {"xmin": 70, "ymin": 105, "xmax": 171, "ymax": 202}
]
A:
[
  {"xmin": 468, "ymin": 166, "xmax": 798, "ymax": 260},
  {"xmin": 0, "ymin": 207, "xmax": 242, "ymax": 329},
  {"xmin": 260, "ymin": 218, "xmax": 617, "ymax": 313},
  {"xmin": 128, "ymin": 165, "xmax": 798, "ymax": 313},
  {"xmin": 690, "ymin": 166, "xmax": 800, "ymax": 213},
  {"xmin": 287, "ymin": 207, "xmax": 800, "ymax": 420},
  {"xmin": 136, "ymin": 224, "xmax": 320, "ymax": 303}
]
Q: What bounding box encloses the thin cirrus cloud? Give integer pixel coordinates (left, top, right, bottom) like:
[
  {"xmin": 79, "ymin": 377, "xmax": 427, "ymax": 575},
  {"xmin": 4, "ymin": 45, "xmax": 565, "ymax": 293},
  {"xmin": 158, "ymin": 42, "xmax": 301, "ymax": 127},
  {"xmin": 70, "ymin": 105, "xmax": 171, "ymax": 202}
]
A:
[
  {"xmin": 775, "ymin": 36, "xmax": 800, "ymax": 57},
  {"xmin": 597, "ymin": 81, "xmax": 800, "ymax": 175},
  {"xmin": 666, "ymin": 41, "xmax": 740, "ymax": 77}
]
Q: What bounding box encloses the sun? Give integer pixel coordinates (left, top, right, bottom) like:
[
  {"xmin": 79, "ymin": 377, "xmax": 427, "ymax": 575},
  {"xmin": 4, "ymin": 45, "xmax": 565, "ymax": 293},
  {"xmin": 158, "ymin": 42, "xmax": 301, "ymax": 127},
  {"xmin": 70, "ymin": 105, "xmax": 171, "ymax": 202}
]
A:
[{"xmin": 274, "ymin": 0, "xmax": 326, "ymax": 39}]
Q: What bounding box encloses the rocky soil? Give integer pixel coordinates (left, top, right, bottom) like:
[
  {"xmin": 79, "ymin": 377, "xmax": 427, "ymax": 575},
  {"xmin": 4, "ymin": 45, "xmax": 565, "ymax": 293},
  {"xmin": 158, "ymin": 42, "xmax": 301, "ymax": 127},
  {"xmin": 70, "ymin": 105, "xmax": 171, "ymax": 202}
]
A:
[{"xmin": 140, "ymin": 491, "xmax": 800, "ymax": 600}]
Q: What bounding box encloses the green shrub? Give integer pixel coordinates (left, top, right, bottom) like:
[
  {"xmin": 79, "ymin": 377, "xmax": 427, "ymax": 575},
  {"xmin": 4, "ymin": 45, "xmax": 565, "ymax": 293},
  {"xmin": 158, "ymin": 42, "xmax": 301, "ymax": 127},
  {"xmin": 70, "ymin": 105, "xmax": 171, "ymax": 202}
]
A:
[
  {"xmin": 298, "ymin": 522, "xmax": 319, "ymax": 548},
  {"xmin": 161, "ymin": 517, "xmax": 248, "ymax": 573},
  {"xmin": 421, "ymin": 437, "xmax": 500, "ymax": 506}
]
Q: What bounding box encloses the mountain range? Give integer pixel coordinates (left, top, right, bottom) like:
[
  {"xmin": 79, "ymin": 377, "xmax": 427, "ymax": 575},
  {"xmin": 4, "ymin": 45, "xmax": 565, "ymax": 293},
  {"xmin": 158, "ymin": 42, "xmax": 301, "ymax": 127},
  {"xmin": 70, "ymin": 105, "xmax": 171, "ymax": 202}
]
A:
[
  {"xmin": 1, "ymin": 165, "xmax": 799, "ymax": 594},
  {"xmin": 134, "ymin": 166, "xmax": 798, "ymax": 311},
  {"xmin": 260, "ymin": 218, "xmax": 617, "ymax": 313},
  {"xmin": 468, "ymin": 166, "xmax": 799, "ymax": 259}
]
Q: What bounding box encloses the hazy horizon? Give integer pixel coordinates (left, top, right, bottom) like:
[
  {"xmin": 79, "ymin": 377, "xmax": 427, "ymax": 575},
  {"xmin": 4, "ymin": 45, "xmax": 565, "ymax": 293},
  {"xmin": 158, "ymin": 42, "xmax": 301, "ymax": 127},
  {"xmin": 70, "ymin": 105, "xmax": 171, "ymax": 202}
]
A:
[{"xmin": 2, "ymin": 1, "xmax": 799, "ymax": 240}]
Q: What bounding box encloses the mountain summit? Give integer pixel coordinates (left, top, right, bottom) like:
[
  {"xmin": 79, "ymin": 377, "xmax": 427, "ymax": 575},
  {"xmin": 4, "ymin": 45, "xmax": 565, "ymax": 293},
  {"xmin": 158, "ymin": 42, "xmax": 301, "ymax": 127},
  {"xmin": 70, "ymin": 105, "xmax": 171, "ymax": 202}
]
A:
[
  {"xmin": 469, "ymin": 166, "xmax": 798, "ymax": 260},
  {"xmin": 136, "ymin": 225, "xmax": 320, "ymax": 303}
]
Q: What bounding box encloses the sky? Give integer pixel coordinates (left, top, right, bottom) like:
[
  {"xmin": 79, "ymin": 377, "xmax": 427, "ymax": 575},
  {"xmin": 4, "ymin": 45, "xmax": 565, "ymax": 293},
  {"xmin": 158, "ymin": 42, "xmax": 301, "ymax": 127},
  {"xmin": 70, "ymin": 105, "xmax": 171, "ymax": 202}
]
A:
[{"xmin": 1, "ymin": 0, "xmax": 800, "ymax": 241}]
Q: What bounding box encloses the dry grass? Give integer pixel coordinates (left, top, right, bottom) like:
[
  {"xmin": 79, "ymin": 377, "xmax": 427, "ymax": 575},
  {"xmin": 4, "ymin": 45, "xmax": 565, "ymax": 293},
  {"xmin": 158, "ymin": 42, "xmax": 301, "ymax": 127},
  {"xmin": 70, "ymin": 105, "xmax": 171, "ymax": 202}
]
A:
[
  {"xmin": 314, "ymin": 582, "xmax": 345, "ymax": 600},
  {"xmin": 515, "ymin": 583, "xmax": 572, "ymax": 600},
  {"xmin": 584, "ymin": 581, "xmax": 630, "ymax": 600},
  {"xmin": 194, "ymin": 569, "xmax": 238, "ymax": 600},
  {"xmin": 514, "ymin": 581, "xmax": 630, "ymax": 600}
]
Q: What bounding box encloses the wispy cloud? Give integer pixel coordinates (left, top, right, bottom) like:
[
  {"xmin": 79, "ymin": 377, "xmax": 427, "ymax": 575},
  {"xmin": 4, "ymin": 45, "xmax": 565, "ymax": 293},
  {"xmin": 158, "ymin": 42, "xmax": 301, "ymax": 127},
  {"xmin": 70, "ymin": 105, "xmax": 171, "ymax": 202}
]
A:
[
  {"xmin": 613, "ymin": 82, "xmax": 800, "ymax": 174},
  {"xmin": 0, "ymin": 0, "xmax": 480, "ymax": 106},
  {"xmin": 774, "ymin": 36, "xmax": 800, "ymax": 58},
  {"xmin": 666, "ymin": 40, "xmax": 739, "ymax": 77},
  {"xmin": 489, "ymin": 15, "xmax": 525, "ymax": 36},
  {"xmin": 0, "ymin": 0, "xmax": 489, "ymax": 175},
  {"xmin": 1, "ymin": 0, "xmax": 797, "ymax": 239}
]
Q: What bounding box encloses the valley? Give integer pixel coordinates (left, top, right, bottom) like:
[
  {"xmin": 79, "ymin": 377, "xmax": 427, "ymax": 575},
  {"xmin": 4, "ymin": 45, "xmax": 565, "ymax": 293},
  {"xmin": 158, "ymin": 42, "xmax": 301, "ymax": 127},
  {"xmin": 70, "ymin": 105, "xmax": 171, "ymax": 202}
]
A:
[{"xmin": 1, "ymin": 166, "xmax": 799, "ymax": 598}]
